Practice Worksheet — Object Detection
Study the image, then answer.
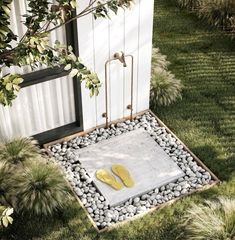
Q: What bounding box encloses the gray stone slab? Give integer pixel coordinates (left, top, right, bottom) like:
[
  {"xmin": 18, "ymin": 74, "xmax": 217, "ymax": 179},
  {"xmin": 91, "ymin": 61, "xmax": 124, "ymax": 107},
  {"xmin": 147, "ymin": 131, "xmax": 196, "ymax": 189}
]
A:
[{"xmin": 74, "ymin": 128, "xmax": 185, "ymax": 206}]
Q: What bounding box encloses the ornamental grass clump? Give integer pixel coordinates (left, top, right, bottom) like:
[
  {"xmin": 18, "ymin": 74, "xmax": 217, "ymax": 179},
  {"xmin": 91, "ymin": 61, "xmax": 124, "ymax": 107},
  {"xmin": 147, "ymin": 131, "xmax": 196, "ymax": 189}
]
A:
[
  {"xmin": 176, "ymin": 0, "xmax": 235, "ymax": 35},
  {"xmin": 182, "ymin": 197, "xmax": 235, "ymax": 240},
  {"xmin": 151, "ymin": 48, "xmax": 170, "ymax": 71},
  {"xmin": 0, "ymin": 137, "xmax": 71, "ymax": 217},
  {"xmin": 0, "ymin": 161, "xmax": 12, "ymax": 205},
  {"xmin": 151, "ymin": 70, "xmax": 182, "ymax": 106},
  {"xmin": 177, "ymin": 0, "xmax": 202, "ymax": 10},
  {"xmin": 12, "ymin": 159, "xmax": 71, "ymax": 216},
  {"xmin": 151, "ymin": 48, "xmax": 183, "ymax": 106},
  {"xmin": 0, "ymin": 137, "xmax": 41, "ymax": 164},
  {"xmin": 198, "ymin": 0, "xmax": 235, "ymax": 32}
]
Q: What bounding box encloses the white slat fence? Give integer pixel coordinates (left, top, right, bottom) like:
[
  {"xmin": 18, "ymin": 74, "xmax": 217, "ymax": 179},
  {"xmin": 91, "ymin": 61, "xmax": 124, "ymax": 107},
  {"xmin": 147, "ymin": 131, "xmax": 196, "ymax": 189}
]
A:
[
  {"xmin": 78, "ymin": 0, "xmax": 154, "ymax": 130},
  {"xmin": 0, "ymin": 0, "xmax": 154, "ymax": 141}
]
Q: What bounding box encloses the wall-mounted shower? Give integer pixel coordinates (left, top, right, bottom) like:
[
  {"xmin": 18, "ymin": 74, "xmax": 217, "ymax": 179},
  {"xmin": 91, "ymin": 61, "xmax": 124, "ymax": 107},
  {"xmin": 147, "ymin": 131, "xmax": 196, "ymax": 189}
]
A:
[{"xmin": 102, "ymin": 52, "xmax": 134, "ymax": 128}]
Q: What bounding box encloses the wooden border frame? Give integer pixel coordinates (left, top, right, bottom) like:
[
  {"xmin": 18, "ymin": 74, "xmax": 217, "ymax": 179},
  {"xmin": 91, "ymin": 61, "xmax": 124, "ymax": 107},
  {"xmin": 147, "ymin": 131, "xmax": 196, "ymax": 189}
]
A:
[{"xmin": 44, "ymin": 109, "xmax": 220, "ymax": 233}]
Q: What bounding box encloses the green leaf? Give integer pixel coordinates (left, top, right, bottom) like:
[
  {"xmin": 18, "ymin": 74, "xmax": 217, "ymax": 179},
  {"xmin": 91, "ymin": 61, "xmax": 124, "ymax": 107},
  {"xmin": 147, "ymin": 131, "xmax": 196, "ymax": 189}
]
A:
[
  {"xmin": 89, "ymin": 88, "xmax": 94, "ymax": 97},
  {"xmin": 6, "ymin": 83, "xmax": 13, "ymax": 91},
  {"xmin": 69, "ymin": 68, "xmax": 79, "ymax": 78},
  {"xmin": 92, "ymin": 78, "xmax": 99, "ymax": 84},
  {"xmin": 13, "ymin": 78, "xmax": 23, "ymax": 85},
  {"xmin": 70, "ymin": 0, "xmax": 76, "ymax": 9},
  {"xmin": 54, "ymin": 40, "xmax": 61, "ymax": 47},
  {"xmin": 37, "ymin": 45, "xmax": 43, "ymax": 53},
  {"xmin": 64, "ymin": 64, "xmax": 72, "ymax": 71},
  {"xmin": 68, "ymin": 53, "xmax": 77, "ymax": 62},
  {"xmin": 2, "ymin": 5, "xmax": 11, "ymax": 15},
  {"xmin": 68, "ymin": 45, "xmax": 73, "ymax": 52},
  {"xmin": 6, "ymin": 216, "xmax": 13, "ymax": 224},
  {"xmin": 13, "ymin": 85, "xmax": 20, "ymax": 91},
  {"xmin": 5, "ymin": 208, "xmax": 13, "ymax": 216},
  {"xmin": 2, "ymin": 216, "xmax": 9, "ymax": 227}
]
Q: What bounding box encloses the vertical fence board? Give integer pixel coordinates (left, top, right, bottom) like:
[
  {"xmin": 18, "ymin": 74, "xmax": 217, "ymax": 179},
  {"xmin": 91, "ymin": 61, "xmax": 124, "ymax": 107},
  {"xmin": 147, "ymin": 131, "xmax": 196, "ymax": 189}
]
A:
[
  {"xmin": 108, "ymin": 10, "xmax": 125, "ymax": 122},
  {"xmin": 136, "ymin": 0, "xmax": 154, "ymax": 112},
  {"xmin": 77, "ymin": 1, "xmax": 97, "ymax": 130},
  {"xmin": 123, "ymin": 2, "xmax": 140, "ymax": 117},
  {"xmin": 93, "ymin": 16, "xmax": 110, "ymax": 126}
]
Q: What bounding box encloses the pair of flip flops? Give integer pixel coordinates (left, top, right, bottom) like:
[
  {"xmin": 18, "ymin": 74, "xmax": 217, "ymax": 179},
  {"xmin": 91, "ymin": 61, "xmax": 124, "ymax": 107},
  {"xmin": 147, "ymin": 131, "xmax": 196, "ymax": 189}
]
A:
[{"xmin": 96, "ymin": 164, "xmax": 134, "ymax": 190}]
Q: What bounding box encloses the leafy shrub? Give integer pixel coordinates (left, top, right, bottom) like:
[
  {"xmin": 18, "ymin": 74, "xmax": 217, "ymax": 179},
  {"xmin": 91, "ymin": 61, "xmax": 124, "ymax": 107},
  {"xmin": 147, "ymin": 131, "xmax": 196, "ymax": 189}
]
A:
[
  {"xmin": 151, "ymin": 48, "xmax": 183, "ymax": 106},
  {"xmin": 12, "ymin": 159, "xmax": 71, "ymax": 216},
  {"xmin": 182, "ymin": 197, "xmax": 235, "ymax": 240},
  {"xmin": 0, "ymin": 138, "xmax": 41, "ymax": 164}
]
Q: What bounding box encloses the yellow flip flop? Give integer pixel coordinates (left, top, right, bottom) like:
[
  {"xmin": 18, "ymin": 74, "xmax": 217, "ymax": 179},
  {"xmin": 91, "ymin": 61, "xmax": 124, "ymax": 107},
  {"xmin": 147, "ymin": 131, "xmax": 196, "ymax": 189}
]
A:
[
  {"xmin": 96, "ymin": 169, "xmax": 123, "ymax": 190},
  {"xmin": 111, "ymin": 164, "xmax": 134, "ymax": 188}
]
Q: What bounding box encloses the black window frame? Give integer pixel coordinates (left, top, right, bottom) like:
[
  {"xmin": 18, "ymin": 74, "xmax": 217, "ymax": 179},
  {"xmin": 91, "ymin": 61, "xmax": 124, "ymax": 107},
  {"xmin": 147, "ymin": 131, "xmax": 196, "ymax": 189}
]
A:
[{"xmin": 19, "ymin": 12, "xmax": 83, "ymax": 145}]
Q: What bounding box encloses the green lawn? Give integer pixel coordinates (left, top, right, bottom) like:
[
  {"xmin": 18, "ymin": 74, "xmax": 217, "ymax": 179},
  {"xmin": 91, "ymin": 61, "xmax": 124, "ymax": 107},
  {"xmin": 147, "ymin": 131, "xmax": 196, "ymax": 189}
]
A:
[{"xmin": 1, "ymin": 0, "xmax": 235, "ymax": 239}]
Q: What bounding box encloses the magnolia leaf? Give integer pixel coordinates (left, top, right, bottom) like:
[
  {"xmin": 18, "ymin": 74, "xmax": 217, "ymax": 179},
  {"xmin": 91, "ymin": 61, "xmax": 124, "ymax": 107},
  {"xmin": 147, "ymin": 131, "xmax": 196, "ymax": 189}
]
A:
[
  {"xmin": 89, "ymin": 88, "xmax": 94, "ymax": 97},
  {"xmin": 2, "ymin": 216, "xmax": 9, "ymax": 227},
  {"xmin": 5, "ymin": 208, "xmax": 13, "ymax": 216},
  {"xmin": 68, "ymin": 45, "xmax": 73, "ymax": 52},
  {"xmin": 13, "ymin": 78, "xmax": 23, "ymax": 85},
  {"xmin": 64, "ymin": 64, "xmax": 72, "ymax": 71},
  {"xmin": 26, "ymin": 57, "xmax": 31, "ymax": 65},
  {"xmin": 68, "ymin": 53, "xmax": 77, "ymax": 62},
  {"xmin": 89, "ymin": 73, "xmax": 97, "ymax": 79},
  {"xmin": 54, "ymin": 40, "xmax": 61, "ymax": 47},
  {"xmin": 37, "ymin": 45, "xmax": 43, "ymax": 53},
  {"xmin": 92, "ymin": 78, "xmax": 99, "ymax": 84},
  {"xmin": 70, "ymin": 0, "xmax": 76, "ymax": 9},
  {"xmin": 0, "ymin": 29, "xmax": 6, "ymax": 35},
  {"xmin": 40, "ymin": 40, "xmax": 47, "ymax": 49},
  {"xmin": 2, "ymin": 5, "xmax": 11, "ymax": 15},
  {"xmin": 29, "ymin": 37, "xmax": 36, "ymax": 47},
  {"xmin": 29, "ymin": 52, "xmax": 34, "ymax": 61},
  {"xmin": 69, "ymin": 68, "xmax": 79, "ymax": 78},
  {"xmin": 6, "ymin": 83, "xmax": 13, "ymax": 91},
  {"xmin": 6, "ymin": 216, "xmax": 13, "ymax": 224},
  {"xmin": 94, "ymin": 88, "xmax": 99, "ymax": 96},
  {"xmin": 13, "ymin": 85, "xmax": 20, "ymax": 92}
]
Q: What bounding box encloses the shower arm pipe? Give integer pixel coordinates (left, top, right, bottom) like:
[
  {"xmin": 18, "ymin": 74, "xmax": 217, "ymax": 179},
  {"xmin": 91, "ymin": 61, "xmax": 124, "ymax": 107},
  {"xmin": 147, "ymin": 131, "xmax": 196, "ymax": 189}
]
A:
[{"xmin": 103, "ymin": 53, "xmax": 134, "ymax": 129}]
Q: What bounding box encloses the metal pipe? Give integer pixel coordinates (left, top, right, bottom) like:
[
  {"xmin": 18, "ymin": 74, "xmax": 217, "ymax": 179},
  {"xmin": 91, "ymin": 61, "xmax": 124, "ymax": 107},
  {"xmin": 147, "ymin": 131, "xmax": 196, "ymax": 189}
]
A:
[
  {"xmin": 114, "ymin": 51, "xmax": 127, "ymax": 67},
  {"xmin": 103, "ymin": 52, "xmax": 134, "ymax": 128}
]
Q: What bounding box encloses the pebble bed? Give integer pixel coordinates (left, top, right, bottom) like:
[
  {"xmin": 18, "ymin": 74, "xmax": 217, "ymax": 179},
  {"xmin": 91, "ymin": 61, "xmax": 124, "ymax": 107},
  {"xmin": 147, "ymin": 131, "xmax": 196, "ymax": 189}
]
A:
[{"xmin": 48, "ymin": 112, "xmax": 214, "ymax": 230}]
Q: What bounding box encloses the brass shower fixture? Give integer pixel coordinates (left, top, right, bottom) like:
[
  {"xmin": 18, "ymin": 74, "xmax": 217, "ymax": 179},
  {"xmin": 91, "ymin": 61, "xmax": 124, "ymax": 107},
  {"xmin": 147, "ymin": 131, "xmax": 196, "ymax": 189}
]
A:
[
  {"xmin": 102, "ymin": 52, "xmax": 134, "ymax": 128},
  {"xmin": 113, "ymin": 51, "xmax": 127, "ymax": 67}
]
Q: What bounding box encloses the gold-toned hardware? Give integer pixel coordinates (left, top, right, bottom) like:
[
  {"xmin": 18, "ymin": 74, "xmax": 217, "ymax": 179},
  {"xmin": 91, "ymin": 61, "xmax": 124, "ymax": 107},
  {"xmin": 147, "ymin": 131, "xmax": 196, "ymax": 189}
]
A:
[
  {"xmin": 127, "ymin": 104, "xmax": 132, "ymax": 110},
  {"xmin": 104, "ymin": 52, "xmax": 134, "ymax": 128},
  {"xmin": 113, "ymin": 51, "xmax": 127, "ymax": 67}
]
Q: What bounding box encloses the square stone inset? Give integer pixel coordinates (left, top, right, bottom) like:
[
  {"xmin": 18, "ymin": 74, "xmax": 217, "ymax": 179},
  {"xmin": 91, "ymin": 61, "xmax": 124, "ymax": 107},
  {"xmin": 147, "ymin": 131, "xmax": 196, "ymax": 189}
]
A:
[{"xmin": 74, "ymin": 128, "xmax": 185, "ymax": 207}]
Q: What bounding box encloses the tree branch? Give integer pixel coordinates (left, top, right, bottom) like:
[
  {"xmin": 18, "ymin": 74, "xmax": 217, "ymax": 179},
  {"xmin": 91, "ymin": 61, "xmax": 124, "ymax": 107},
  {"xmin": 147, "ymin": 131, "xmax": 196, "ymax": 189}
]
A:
[
  {"xmin": 45, "ymin": 0, "xmax": 114, "ymax": 34},
  {"xmin": 0, "ymin": 0, "xmax": 125, "ymax": 60}
]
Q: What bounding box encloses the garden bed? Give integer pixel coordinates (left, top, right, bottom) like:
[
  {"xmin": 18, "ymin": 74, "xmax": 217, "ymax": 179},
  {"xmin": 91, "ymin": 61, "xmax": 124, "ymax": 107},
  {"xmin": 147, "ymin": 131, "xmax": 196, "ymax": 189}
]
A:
[{"xmin": 45, "ymin": 110, "xmax": 219, "ymax": 232}]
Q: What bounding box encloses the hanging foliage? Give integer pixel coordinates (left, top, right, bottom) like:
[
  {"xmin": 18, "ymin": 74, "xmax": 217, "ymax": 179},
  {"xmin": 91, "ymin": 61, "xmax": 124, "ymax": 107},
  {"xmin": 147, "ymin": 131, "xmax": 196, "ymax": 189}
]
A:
[{"xmin": 0, "ymin": 0, "xmax": 133, "ymax": 106}]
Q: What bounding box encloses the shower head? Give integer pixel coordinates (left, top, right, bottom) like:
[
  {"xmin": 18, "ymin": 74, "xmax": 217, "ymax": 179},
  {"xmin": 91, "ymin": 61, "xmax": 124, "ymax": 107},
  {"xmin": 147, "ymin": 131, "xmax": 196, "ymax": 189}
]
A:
[{"xmin": 114, "ymin": 51, "xmax": 127, "ymax": 67}]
